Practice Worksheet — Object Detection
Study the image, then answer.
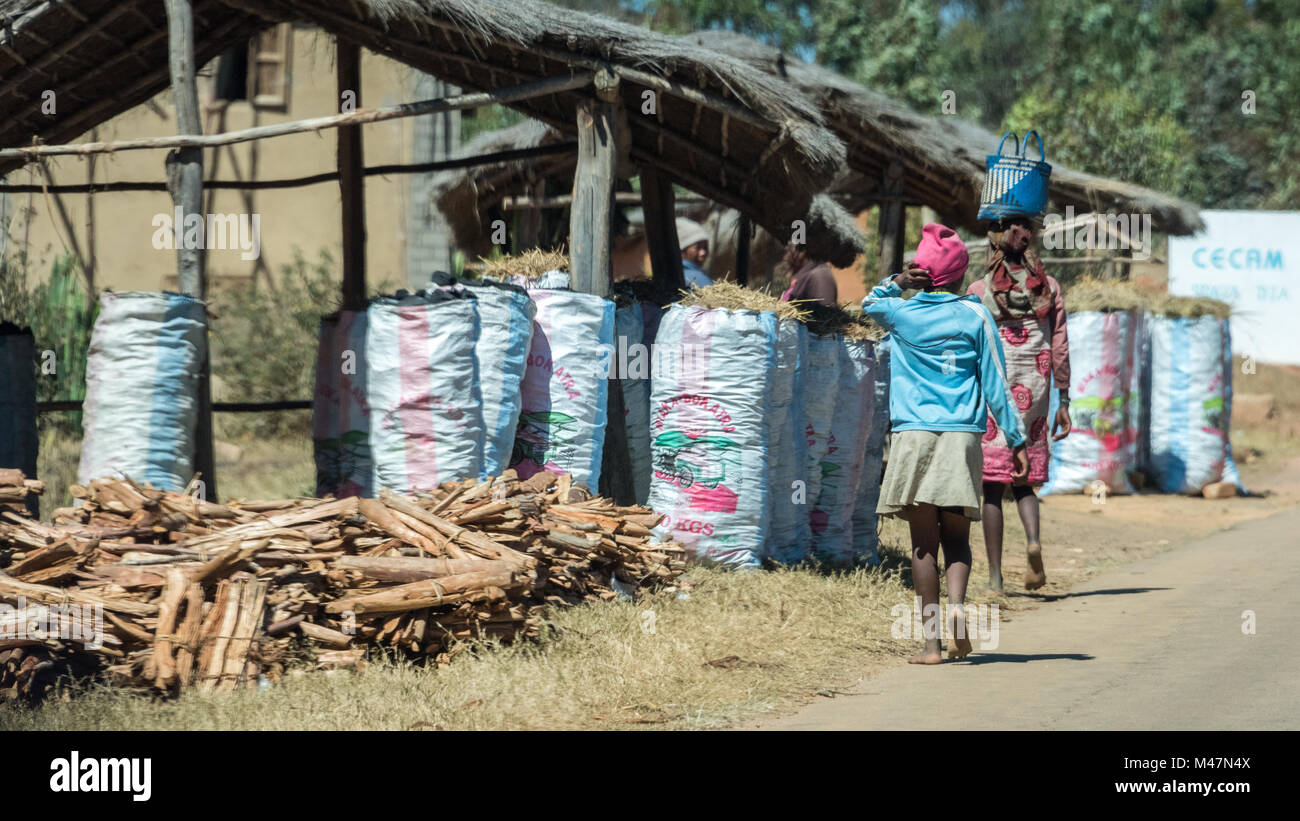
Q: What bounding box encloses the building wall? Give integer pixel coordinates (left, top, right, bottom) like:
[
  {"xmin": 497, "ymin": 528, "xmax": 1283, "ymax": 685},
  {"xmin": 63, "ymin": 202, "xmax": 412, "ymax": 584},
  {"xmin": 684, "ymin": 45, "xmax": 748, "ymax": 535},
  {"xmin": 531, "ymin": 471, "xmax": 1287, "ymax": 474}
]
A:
[{"xmin": 3, "ymin": 27, "xmax": 451, "ymax": 296}]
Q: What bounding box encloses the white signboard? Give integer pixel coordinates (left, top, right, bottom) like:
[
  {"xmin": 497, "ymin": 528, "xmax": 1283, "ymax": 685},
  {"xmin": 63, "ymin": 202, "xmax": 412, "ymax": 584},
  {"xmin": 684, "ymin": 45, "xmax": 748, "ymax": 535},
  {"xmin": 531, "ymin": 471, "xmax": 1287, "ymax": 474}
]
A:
[{"xmin": 1168, "ymin": 210, "xmax": 1298, "ymax": 365}]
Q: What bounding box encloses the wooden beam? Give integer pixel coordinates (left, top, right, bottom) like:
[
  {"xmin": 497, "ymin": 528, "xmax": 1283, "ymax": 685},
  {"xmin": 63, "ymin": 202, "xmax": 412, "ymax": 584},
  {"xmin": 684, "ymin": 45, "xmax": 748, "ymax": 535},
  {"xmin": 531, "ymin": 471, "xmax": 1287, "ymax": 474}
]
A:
[
  {"xmin": 639, "ymin": 171, "xmax": 683, "ymax": 303},
  {"xmin": 876, "ymin": 163, "xmax": 905, "ymax": 280},
  {"xmin": 337, "ymin": 38, "xmax": 366, "ymax": 311},
  {"xmin": 568, "ymin": 71, "xmax": 621, "ymax": 298},
  {"xmin": 163, "ymin": 0, "xmax": 216, "ymax": 502},
  {"xmin": 0, "ymin": 142, "xmax": 579, "ymax": 194},
  {"xmin": 0, "ymin": 73, "xmax": 593, "ymax": 162}
]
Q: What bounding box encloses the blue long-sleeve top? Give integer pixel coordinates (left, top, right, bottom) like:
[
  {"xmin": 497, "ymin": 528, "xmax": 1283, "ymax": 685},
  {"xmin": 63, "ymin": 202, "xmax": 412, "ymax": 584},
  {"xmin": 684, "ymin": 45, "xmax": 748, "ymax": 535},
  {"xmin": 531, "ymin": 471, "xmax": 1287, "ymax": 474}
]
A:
[{"xmin": 862, "ymin": 276, "xmax": 1027, "ymax": 447}]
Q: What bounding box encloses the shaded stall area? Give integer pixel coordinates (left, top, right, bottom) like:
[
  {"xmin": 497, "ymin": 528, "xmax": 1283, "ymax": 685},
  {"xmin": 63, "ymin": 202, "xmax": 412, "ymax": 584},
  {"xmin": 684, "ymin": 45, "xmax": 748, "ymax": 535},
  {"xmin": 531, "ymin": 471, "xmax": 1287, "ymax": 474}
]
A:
[{"xmin": 0, "ymin": 0, "xmax": 857, "ymax": 498}]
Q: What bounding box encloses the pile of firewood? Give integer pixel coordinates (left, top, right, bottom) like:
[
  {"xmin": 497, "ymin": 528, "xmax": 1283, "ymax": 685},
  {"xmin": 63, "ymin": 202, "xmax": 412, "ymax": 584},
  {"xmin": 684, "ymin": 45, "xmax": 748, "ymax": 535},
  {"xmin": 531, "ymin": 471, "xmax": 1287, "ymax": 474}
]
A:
[
  {"xmin": 0, "ymin": 470, "xmax": 685, "ymax": 701},
  {"xmin": 0, "ymin": 469, "xmax": 42, "ymax": 518}
]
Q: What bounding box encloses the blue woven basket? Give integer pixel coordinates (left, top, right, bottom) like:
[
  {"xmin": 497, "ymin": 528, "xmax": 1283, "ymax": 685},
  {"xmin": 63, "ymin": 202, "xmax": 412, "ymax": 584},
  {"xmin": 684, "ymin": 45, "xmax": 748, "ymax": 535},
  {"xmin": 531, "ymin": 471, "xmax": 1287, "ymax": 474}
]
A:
[{"xmin": 978, "ymin": 131, "xmax": 1051, "ymax": 221}]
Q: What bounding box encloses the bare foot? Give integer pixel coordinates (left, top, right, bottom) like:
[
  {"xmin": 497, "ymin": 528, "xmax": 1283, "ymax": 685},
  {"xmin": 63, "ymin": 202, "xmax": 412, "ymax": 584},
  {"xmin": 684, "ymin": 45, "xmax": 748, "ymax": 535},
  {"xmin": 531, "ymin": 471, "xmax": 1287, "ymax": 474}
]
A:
[
  {"xmin": 987, "ymin": 573, "xmax": 1004, "ymax": 593},
  {"xmin": 947, "ymin": 605, "xmax": 973, "ymax": 659},
  {"xmin": 909, "ymin": 650, "xmax": 943, "ymax": 665},
  {"xmin": 1024, "ymin": 543, "xmax": 1047, "ymax": 590}
]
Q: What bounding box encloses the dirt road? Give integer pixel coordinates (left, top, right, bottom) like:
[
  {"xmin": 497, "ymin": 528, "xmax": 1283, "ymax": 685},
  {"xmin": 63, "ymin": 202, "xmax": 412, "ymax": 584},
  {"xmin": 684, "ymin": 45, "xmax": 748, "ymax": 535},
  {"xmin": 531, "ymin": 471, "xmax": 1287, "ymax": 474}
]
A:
[{"xmin": 764, "ymin": 502, "xmax": 1299, "ymax": 731}]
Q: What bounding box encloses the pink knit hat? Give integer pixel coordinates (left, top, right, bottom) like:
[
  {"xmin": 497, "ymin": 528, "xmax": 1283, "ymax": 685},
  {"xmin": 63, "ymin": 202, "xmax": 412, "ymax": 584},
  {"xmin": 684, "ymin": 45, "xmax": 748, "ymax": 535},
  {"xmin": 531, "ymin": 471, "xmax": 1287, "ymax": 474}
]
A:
[{"xmin": 913, "ymin": 223, "xmax": 969, "ymax": 288}]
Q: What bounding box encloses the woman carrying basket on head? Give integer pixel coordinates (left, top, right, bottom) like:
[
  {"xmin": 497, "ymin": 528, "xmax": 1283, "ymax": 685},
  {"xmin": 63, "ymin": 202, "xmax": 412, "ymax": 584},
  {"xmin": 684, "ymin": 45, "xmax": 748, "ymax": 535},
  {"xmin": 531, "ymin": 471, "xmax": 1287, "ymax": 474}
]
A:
[
  {"xmin": 966, "ymin": 131, "xmax": 1072, "ymax": 593},
  {"xmin": 863, "ymin": 223, "xmax": 1028, "ymax": 664}
]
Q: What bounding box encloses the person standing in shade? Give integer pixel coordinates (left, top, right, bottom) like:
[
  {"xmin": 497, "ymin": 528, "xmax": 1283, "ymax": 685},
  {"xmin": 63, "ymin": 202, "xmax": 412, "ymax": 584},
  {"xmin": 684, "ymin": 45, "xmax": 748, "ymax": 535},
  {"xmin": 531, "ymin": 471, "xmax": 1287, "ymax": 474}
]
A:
[
  {"xmin": 966, "ymin": 216, "xmax": 1071, "ymax": 593},
  {"xmin": 780, "ymin": 241, "xmax": 838, "ymax": 307},
  {"xmin": 675, "ymin": 218, "xmax": 713, "ymax": 289}
]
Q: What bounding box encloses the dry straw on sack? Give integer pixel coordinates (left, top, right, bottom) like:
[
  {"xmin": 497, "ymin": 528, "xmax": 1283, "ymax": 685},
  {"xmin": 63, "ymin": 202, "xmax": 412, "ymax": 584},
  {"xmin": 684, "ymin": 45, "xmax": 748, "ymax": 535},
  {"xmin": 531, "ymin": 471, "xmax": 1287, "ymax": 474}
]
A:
[
  {"xmin": 679, "ymin": 281, "xmax": 810, "ymax": 322},
  {"xmin": 801, "ymin": 301, "xmax": 885, "ymax": 340},
  {"xmin": 477, "ymin": 249, "xmax": 570, "ymax": 281},
  {"xmin": 1061, "ymin": 276, "xmax": 1150, "ymax": 313},
  {"xmin": 840, "ymin": 303, "xmax": 889, "ymax": 341},
  {"xmin": 1146, "ymin": 293, "xmax": 1232, "ymax": 319}
]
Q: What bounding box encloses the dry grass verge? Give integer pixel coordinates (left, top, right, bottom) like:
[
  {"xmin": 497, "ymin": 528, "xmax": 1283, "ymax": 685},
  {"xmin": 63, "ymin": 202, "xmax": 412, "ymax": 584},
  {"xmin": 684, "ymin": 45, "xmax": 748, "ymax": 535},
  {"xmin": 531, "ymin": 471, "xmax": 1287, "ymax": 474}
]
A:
[{"xmin": 1, "ymin": 559, "xmax": 915, "ymax": 730}]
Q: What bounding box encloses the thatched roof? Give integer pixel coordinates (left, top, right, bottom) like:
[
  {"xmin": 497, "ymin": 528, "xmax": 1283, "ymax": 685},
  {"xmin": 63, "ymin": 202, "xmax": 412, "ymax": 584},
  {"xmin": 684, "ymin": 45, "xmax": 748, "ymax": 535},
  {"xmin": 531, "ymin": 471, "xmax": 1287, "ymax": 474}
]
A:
[
  {"xmin": 431, "ymin": 119, "xmax": 865, "ymax": 266},
  {"xmin": 0, "ymin": 0, "xmax": 266, "ymax": 177},
  {"xmin": 430, "ymin": 119, "xmax": 573, "ymax": 255},
  {"xmin": 692, "ymin": 30, "xmax": 1204, "ymax": 236},
  {"xmin": 0, "ymin": 0, "xmax": 850, "ymax": 239}
]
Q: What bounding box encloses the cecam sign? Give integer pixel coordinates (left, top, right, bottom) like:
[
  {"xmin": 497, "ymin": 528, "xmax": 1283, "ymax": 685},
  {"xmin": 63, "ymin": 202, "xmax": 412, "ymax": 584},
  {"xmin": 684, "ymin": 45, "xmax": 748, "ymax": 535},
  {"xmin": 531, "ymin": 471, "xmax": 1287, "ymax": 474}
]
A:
[
  {"xmin": 1191, "ymin": 246, "xmax": 1282, "ymax": 273},
  {"xmin": 1168, "ymin": 210, "xmax": 1298, "ymax": 365}
]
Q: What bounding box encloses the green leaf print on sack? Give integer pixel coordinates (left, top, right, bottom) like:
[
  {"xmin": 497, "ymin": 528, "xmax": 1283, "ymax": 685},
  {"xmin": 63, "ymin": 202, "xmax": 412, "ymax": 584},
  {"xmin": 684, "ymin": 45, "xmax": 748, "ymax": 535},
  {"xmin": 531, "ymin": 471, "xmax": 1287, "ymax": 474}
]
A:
[
  {"xmin": 512, "ymin": 410, "xmax": 578, "ymax": 467},
  {"xmin": 1201, "ymin": 396, "xmax": 1225, "ymax": 434},
  {"xmin": 652, "ymin": 431, "xmax": 741, "ymax": 490},
  {"xmin": 1071, "ymin": 395, "xmax": 1126, "ymax": 452}
]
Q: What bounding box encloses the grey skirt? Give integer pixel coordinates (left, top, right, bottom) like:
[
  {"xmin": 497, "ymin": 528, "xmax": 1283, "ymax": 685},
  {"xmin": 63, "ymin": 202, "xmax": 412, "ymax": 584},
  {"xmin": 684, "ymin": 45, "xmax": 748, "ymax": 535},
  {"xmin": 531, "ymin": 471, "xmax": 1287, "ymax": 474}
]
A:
[{"xmin": 877, "ymin": 430, "xmax": 983, "ymax": 521}]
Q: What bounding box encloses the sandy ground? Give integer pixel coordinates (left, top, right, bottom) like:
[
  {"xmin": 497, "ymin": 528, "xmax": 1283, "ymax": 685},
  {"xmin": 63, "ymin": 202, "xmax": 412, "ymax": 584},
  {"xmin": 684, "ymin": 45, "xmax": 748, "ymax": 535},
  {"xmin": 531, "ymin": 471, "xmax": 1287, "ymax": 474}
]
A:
[{"xmin": 755, "ymin": 457, "xmax": 1300, "ymax": 730}]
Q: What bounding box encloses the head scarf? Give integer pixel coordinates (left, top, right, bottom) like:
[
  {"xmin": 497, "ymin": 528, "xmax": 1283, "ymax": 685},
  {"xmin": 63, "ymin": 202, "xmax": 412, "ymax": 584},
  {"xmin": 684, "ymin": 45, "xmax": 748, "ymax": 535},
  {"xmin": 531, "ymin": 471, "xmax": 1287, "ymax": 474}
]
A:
[
  {"xmin": 913, "ymin": 223, "xmax": 970, "ymax": 289},
  {"xmin": 981, "ymin": 227, "xmax": 1051, "ymax": 321}
]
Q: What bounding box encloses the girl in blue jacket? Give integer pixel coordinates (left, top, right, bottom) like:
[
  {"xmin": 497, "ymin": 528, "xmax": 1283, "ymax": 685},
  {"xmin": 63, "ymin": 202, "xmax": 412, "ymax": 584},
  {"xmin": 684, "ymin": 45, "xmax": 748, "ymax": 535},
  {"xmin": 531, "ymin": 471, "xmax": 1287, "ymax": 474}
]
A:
[{"xmin": 863, "ymin": 223, "xmax": 1027, "ymax": 663}]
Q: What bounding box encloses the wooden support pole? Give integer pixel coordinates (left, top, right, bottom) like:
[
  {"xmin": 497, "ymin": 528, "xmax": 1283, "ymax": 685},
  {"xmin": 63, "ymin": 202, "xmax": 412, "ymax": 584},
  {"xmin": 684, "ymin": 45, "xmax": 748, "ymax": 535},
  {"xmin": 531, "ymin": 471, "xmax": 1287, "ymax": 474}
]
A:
[
  {"xmin": 163, "ymin": 0, "xmax": 216, "ymax": 502},
  {"xmin": 735, "ymin": 213, "xmax": 751, "ymax": 287},
  {"xmin": 876, "ymin": 163, "xmax": 906, "ymax": 279},
  {"xmin": 640, "ymin": 172, "xmax": 683, "ymax": 304},
  {"xmin": 337, "ymin": 38, "xmax": 367, "ymax": 311},
  {"xmin": 570, "ymin": 69, "xmax": 634, "ymax": 503},
  {"xmin": 569, "ymin": 69, "xmax": 620, "ymax": 298}
]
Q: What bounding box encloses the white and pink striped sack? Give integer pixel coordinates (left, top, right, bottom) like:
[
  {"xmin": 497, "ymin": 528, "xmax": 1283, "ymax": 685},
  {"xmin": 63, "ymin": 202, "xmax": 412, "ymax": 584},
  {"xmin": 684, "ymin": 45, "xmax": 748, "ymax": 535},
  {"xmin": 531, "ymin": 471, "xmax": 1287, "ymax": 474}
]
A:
[
  {"xmin": 366, "ymin": 292, "xmax": 485, "ymax": 494},
  {"xmin": 811, "ymin": 336, "xmax": 877, "ymax": 565},
  {"xmin": 511, "ymin": 277, "xmax": 615, "ymax": 490},
  {"xmin": 647, "ymin": 305, "xmax": 777, "ymax": 569},
  {"xmin": 312, "ymin": 310, "xmax": 372, "ymax": 497},
  {"xmin": 1042, "ymin": 309, "xmax": 1144, "ymax": 495}
]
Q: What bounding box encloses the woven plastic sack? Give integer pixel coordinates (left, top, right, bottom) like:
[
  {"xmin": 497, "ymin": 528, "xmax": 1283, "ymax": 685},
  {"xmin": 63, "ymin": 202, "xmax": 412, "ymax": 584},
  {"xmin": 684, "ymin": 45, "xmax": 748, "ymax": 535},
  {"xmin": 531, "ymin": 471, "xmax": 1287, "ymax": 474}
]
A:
[
  {"xmin": 460, "ymin": 280, "xmax": 536, "ymax": 478},
  {"xmin": 810, "ymin": 337, "xmax": 876, "ymax": 565},
  {"xmin": 511, "ymin": 283, "xmax": 615, "ymax": 489},
  {"xmin": 0, "ymin": 323, "xmax": 38, "ymax": 514},
  {"xmin": 1145, "ymin": 314, "xmax": 1244, "ymax": 493},
  {"xmin": 312, "ymin": 311, "xmax": 372, "ymax": 497},
  {"xmin": 1042, "ymin": 309, "xmax": 1143, "ymax": 495},
  {"xmin": 615, "ymin": 301, "xmax": 652, "ymax": 503},
  {"xmin": 765, "ymin": 318, "xmax": 810, "ymax": 564},
  {"xmin": 78, "ymin": 292, "xmax": 206, "ymax": 492},
  {"xmin": 367, "ymin": 291, "xmax": 484, "ymax": 493},
  {"xmin": 647, "ymin": 305, "xmax": 777, "ymax": 568},
  {"xmin": 799, "ymin": 333, "xmax": 843, "ymax": 539},
  {"xmin": 852, "ymin": 337, "xmax": 891, "ymax": 565}
]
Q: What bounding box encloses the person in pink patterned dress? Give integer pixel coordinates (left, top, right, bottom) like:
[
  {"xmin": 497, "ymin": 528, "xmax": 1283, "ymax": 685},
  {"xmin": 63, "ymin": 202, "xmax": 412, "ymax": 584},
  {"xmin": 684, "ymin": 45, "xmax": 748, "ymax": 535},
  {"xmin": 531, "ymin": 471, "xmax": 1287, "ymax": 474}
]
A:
[{"xmin": 966, "ymin": 216, "xmax": 1071, "ymax": 592}]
